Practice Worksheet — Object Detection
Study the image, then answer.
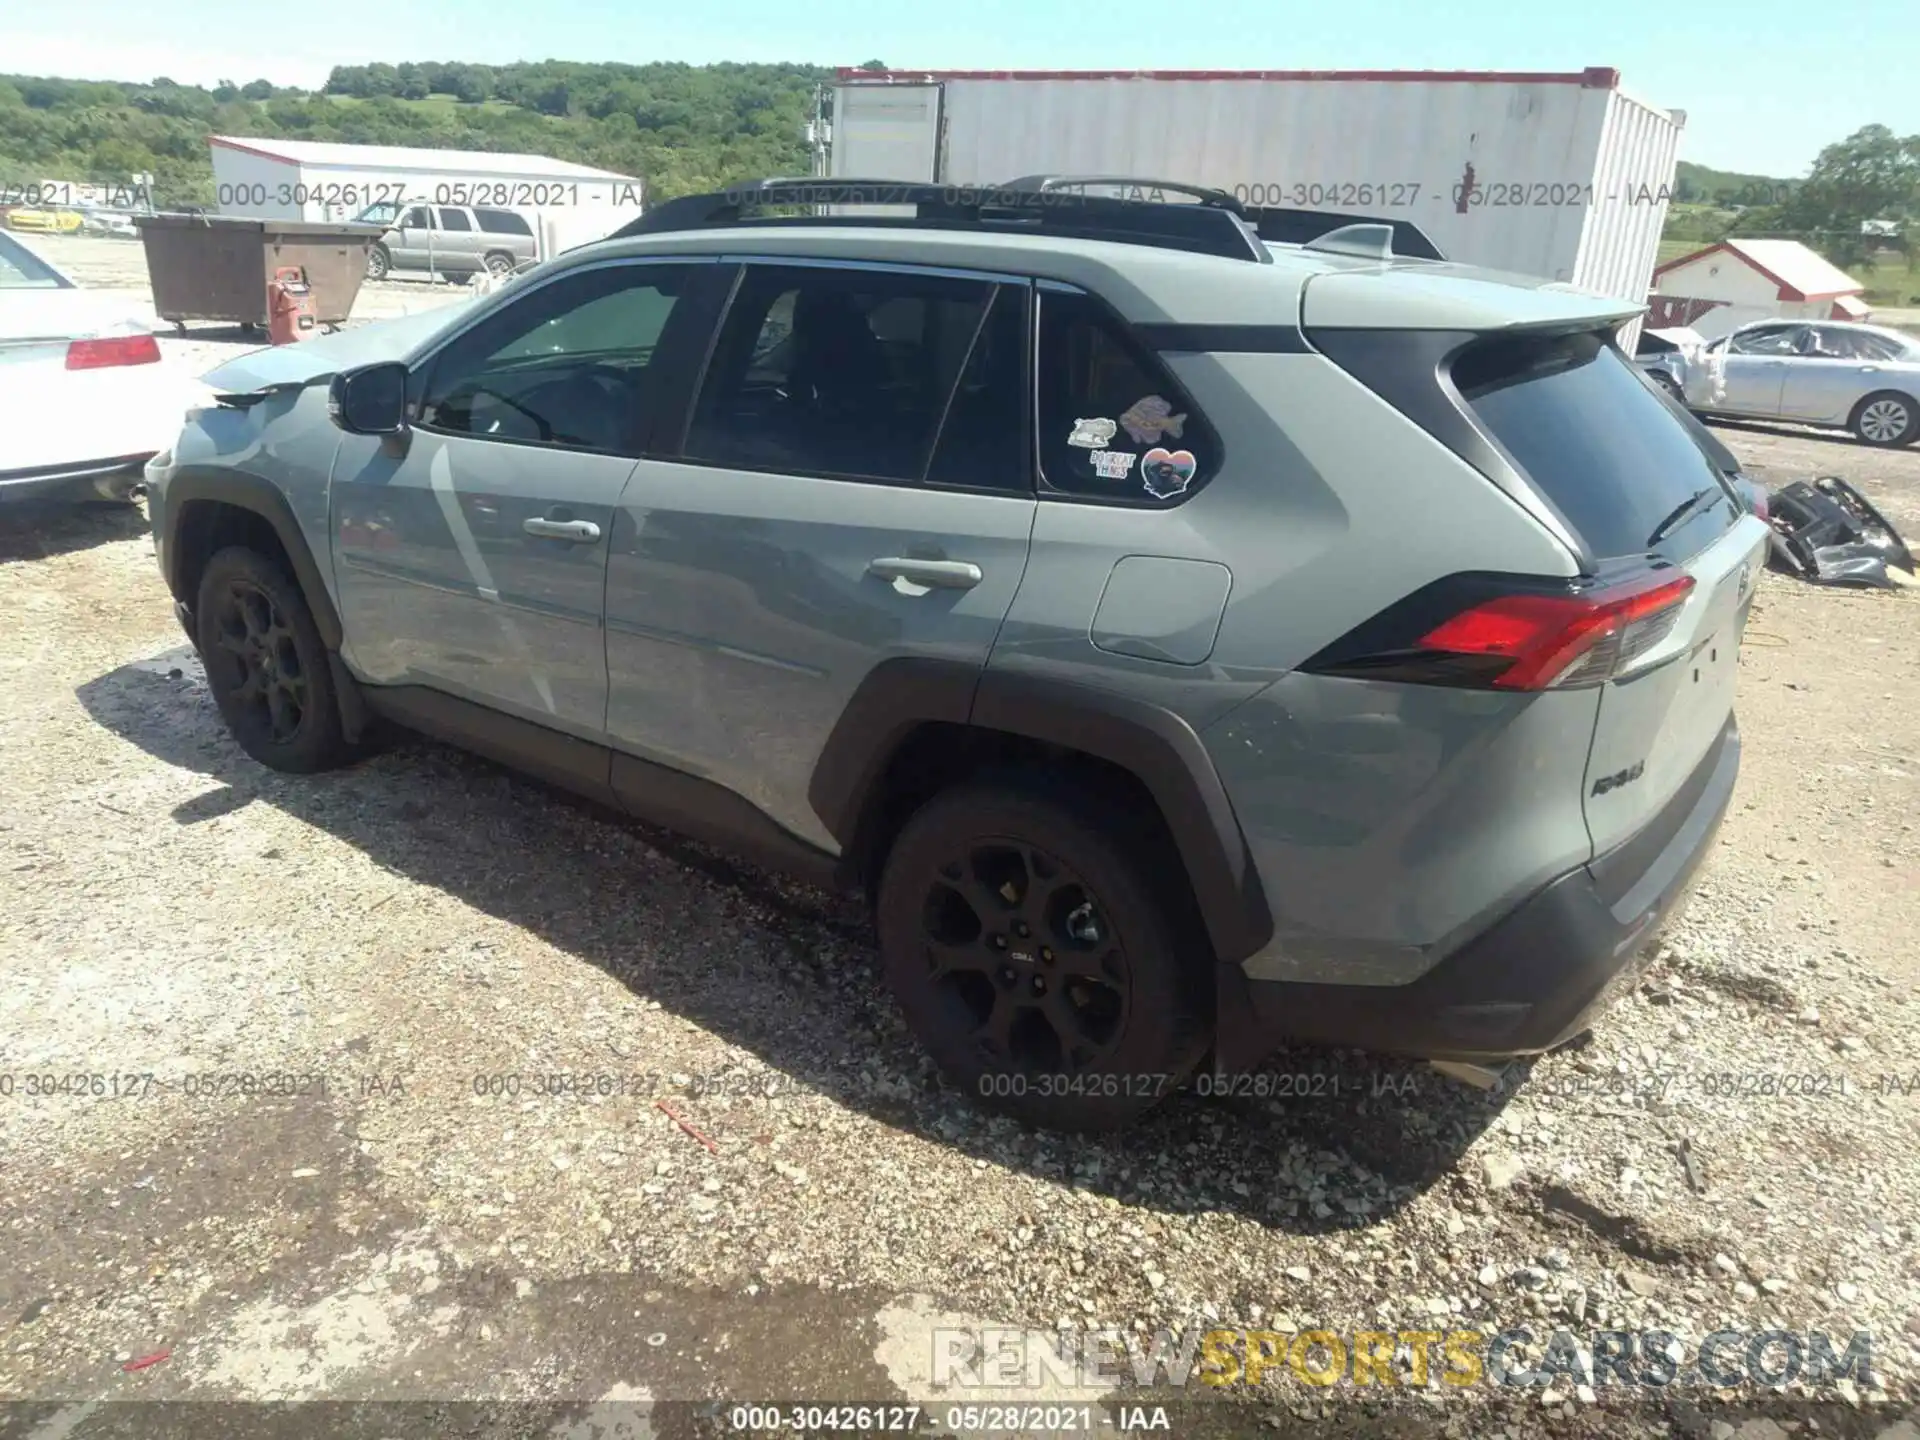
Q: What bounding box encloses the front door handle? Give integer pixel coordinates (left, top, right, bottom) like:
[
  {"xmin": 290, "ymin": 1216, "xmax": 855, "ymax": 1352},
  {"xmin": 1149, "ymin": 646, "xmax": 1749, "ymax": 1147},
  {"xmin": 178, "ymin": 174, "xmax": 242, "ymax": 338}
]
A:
[
  {"xmin": 524, "ymin": 517, "xmax": 602, "ymax": 543},
  {"xmin": 867, "ymin": 557, "xmax": 983, "ymax": 591}
]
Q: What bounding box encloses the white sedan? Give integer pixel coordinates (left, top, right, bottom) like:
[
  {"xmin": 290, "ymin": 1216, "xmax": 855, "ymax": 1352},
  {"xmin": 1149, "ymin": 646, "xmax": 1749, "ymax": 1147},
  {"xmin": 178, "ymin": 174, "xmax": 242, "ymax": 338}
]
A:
[{"xmin": 0, "ymin": 230, "xmax": 208, "ymax": 503}]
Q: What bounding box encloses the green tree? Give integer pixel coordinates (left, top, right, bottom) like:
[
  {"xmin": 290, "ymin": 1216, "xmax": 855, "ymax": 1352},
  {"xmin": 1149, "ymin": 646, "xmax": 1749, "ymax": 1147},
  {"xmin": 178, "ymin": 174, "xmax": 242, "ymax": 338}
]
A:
[
  {"xmin": 1778, "ymin": 124, "xmax": 1920, "ymax": 264},
  {"xmin": 0, "ymin": 61, "xmax": 829, "ymax": 208}
]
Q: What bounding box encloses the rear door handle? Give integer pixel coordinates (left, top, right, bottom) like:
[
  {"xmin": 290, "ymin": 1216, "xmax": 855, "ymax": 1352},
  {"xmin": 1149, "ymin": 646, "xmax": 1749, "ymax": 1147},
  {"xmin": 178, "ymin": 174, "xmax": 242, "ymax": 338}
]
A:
[
  {"xmin": 523, "ymin": 518, "xmax": 602, "ymax": 543},
  {"xmin": 867, "ymin": 557, "xmax": 983, "ymax": 591}
]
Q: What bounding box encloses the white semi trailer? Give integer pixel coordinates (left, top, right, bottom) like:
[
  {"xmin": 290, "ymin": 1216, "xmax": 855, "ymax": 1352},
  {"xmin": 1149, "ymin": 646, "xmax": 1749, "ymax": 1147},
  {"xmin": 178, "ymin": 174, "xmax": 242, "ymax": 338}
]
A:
[{"xmin": 822, "ymin": 67, "xmax": 1685, "ymax": 311}]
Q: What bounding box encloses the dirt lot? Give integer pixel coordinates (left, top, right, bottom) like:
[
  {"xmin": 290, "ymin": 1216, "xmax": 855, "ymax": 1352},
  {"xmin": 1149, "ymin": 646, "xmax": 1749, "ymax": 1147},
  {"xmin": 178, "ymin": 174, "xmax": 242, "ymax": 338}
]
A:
[{"xmin": 2, "ymin": 237, "xmax": 1919, "ymax": 1438}]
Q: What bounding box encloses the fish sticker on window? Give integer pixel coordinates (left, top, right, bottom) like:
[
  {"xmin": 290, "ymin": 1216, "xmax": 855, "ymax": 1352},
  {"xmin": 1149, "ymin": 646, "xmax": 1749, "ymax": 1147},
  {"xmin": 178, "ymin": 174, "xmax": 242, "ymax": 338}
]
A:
[
  {"xmin": 1140, "ymin": 447, "xmax": 1197, "ymax": 499},
  {"xmin": 1068, "ymin": 417, "xmax": 1117, "ymax": 448},
  {"xmin": 1119, "ymin": 395, "xmax": 1187, "ymax": 445},
  {"xmin": 1090, "ymin": 449, "xmax": 1136, "ymax": 480}
]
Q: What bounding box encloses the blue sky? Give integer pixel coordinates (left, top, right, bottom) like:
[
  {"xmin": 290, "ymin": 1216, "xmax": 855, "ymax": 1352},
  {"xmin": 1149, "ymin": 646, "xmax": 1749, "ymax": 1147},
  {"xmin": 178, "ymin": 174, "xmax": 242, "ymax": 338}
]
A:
[{"xmin": 12, "ymin": 0, "xmax": 1913, "ymax": 176}]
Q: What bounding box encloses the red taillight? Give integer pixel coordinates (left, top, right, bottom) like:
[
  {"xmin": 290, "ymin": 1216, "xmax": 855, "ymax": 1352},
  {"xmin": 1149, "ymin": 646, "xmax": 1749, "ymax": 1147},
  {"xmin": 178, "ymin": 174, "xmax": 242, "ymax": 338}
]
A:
[
  {"xmin": 65, "ymin": 334, "xmax": 161, "ymax": 370},
  {"xmin": 1417, "ymin": 573, "xmax": 1695, "ymax": 691}
]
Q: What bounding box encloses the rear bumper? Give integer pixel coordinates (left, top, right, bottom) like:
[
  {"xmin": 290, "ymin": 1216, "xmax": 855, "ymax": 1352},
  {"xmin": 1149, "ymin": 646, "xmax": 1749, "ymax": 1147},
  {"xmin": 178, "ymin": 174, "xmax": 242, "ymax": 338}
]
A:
[
  {"xmin": 0, "ymin": 455, "xmax": 152, "ymax": 504},
  {"xmin": 1216, "ymin": 715, "xmax": 1741, "ymax": 1067}
]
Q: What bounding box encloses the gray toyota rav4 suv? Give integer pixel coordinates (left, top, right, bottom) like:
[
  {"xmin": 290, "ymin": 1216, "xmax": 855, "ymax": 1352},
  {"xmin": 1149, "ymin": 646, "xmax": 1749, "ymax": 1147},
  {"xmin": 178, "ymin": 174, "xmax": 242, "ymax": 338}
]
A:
[{"xmin": 143, "ymin": 180, "xmax": 1767, "ymax": 1130}]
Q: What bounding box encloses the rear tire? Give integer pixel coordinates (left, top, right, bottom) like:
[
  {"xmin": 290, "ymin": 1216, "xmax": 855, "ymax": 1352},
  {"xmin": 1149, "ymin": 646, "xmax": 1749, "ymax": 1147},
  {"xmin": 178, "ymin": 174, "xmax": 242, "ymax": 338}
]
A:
[
  {"xmin": 1850, "ymin": 390, "xmax": 1919, "ymax": 447},
  {"xmin": 194, "ymin": 546, "xmax": 351, "ymax": 774},
  {"xmin": 875, "ymin": 779, "xmax": 1211, "ymax": 1131},
  {"xmin": 484, "ymin": 251, "xmax": 515, "ymax": 278}
]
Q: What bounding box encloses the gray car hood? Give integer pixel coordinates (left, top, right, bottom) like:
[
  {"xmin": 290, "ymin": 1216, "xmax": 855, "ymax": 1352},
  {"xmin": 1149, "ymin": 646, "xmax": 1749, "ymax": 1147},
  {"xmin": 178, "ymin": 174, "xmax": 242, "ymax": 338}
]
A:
[{"xmin": 198, "ymin": 305, "xmax": 474, "ymax": 393}]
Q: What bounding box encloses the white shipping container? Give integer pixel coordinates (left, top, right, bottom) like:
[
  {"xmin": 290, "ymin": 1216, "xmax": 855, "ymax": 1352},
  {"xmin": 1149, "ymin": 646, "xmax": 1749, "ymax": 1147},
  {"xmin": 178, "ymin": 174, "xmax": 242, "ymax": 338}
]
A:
[
  {"xmin": 208, "ymin": 137, "xmax": 642, "ymax": 261},
  {"xmin": 828, "ymin": 69, "xmax": 1684, "ymax": 314}
]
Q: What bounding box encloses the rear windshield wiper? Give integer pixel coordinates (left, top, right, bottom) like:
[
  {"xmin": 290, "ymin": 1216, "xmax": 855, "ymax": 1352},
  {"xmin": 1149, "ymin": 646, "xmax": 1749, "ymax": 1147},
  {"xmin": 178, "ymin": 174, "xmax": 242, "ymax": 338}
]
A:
[{"xmin": 1645, "ymin": 485, "xmax": 1724, "ymax": 548}]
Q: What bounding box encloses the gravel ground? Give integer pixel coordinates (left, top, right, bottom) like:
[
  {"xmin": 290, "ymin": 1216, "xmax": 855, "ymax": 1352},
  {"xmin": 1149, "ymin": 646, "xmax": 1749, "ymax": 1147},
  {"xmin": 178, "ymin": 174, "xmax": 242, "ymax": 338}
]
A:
[{"xmin": 1, "ymin": 236, "xmax": 1918, "ymax": 1438}]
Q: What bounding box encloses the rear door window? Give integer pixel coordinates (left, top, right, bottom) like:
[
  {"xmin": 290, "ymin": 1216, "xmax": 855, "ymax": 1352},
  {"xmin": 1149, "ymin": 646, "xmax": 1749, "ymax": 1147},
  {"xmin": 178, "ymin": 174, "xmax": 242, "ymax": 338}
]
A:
[
  {"xmin": 436, "ymin": 207, "xmax": 473, "ymax": 231},
  {"xmin": 1035, "ymin": 288, "xmax": 1219, "ymax": 504},
  {"xmin": 1453, "ymin": 329, "xmax": 1734, "ymax": 561},
  {"xmin": 683, "ymin": 262, "xmax": 1021, "ymax": 487}
]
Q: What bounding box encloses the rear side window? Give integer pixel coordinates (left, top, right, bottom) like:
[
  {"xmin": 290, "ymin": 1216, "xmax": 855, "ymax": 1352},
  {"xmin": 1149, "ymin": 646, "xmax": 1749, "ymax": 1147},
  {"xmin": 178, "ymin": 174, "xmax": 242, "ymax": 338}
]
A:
[
  {"xmin": 684, "ymin": 263, "xmax": 1021, "ymax": 487},
  {"xmin": 476, "ymin": 208, "xmax": 533, "ymax": 236},
  {"xmin": 1036, "ymin": 289, "xmax": 1219, "ymax": 504},
  {"xmin": 1454, "ymin": 330, "xmax": 1729, "ymax": 560}
]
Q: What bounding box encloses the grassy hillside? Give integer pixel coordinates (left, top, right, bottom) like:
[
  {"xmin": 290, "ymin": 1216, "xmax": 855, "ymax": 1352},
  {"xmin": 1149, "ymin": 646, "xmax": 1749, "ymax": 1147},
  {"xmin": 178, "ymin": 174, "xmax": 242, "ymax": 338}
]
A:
[
  {"xmin": 1673, "ymin": 159, "xmax": 1798, "ymax": 207},
  {"xmin": 0, "ymin": 63, "xmax": 830, "ymax": 207}
]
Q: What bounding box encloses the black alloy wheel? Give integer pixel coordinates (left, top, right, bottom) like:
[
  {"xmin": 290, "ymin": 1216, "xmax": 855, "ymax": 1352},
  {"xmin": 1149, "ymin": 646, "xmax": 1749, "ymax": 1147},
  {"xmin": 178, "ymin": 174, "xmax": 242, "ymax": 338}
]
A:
[
  {"xmin": 877, "ymin": 781, "xmax": 1210, "ymax": 1130},
  {"xmin": 193, "ymin": 546, "xmax": 351, "ymax": 774},
  {"xmin": 917, "ymin": 837, "xmax": 1131, "ymax": 1076},
  {"xmin": 207, "ymin": 575, "xmax": 310, "ymax": 746}
]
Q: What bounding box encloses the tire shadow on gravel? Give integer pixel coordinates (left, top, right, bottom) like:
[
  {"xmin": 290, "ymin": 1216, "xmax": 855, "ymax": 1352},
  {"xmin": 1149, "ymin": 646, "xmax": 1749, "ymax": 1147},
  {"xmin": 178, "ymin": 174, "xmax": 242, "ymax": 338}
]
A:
[
  {"xmin": 77, "ymin": 650, "xmax": 1520, "ymax": 1235},
  {"xmin": 0, "ymin": 499, "xmax": 148, "ymax": 562}
]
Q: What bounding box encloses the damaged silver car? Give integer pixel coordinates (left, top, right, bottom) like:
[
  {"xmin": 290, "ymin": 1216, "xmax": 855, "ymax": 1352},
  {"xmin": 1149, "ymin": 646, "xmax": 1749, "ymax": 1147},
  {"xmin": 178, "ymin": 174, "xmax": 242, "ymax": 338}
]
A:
[{"xmin": 1679, "ymin": 320, "xmax": 1920, "ymax": 448}]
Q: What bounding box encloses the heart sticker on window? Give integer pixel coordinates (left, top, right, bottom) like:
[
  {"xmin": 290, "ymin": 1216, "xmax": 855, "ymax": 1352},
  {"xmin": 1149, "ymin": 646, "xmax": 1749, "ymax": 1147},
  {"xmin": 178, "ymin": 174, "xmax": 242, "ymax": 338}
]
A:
[{"xmin": 1140, "ymin": 447, "xmax": 1197, "ymax": 499}]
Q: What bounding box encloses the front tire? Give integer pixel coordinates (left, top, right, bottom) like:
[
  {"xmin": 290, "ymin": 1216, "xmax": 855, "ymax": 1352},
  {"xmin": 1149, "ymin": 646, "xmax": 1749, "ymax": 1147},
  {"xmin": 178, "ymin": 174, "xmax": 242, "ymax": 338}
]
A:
[
  {"xmin": 875, "ymin": 780, "xmax": 1211, "ymax": 1131},
  {"xmin": 366, "ymin": 244, "xmax": 391, "ymax": 282},
  {"xmin": 194, "ymin": 546, "xmax": 351, "ymax": 774},
  {"xmin": 1851, "ymin": 390, "xmax": 1919, "ymax": 447}
]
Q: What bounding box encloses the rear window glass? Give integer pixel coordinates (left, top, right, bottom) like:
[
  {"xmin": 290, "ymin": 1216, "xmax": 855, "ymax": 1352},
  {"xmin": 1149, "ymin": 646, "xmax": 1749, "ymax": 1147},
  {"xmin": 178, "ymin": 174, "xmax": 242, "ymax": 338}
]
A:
[
  {"xmin": 0, "ymin": 233, "xmax": 70, "ymax": 289},
  {"xmin": 477, "ymin": 208, "xmax": 533, "ymax": 236},
  {"xmin": 1453, "ymin": 330, "xmax": 1729, "ymax": 559}
]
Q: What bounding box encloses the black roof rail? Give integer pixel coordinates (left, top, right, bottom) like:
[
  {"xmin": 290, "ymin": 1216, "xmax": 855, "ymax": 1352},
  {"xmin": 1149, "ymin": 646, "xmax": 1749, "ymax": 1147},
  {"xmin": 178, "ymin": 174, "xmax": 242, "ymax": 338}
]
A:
[
  {"xmin": 611, "ymin": 178, "xmax": 1267, "ymax": 262},
  {"xmin": 999, "ymin": 175, "xmax": 1247, "ymax": 212},
  {"xmin": 1250, "ymin": 206, "xmax": 1445, "ymax": 261}
]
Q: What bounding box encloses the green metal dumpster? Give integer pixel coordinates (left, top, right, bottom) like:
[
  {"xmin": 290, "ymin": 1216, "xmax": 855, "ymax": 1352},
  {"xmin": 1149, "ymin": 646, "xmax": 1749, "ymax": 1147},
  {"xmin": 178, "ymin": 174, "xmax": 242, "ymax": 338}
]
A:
[{"xmin": 134, "ymin": 213, "xmax": 384, "ymax": 332}]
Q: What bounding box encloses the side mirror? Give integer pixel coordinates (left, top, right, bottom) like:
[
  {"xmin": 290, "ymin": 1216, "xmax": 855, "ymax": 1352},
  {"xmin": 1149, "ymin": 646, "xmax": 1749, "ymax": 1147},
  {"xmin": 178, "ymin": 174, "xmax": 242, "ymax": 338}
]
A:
[{"xmin": 328, "ymin": 362, "xmax": 409, "ymax": 435}]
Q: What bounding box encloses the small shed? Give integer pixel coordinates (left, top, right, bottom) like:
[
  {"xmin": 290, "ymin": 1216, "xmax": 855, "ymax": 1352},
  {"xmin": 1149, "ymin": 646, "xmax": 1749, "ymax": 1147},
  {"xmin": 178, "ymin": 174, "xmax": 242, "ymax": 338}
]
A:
[{"xmin": 1649, "ymin": 238, "xmax": 1866, "ymax": 338}]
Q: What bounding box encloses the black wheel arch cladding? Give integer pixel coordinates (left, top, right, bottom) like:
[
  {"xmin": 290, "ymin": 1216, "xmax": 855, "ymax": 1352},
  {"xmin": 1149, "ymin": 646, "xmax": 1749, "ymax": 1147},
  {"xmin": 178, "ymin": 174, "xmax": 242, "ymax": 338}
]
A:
[
  {"xmin": 809, "ymin": 658, "xmax": 1274, "ymax": 966},
  {"xmin": 164, "ymin": 465, "xmax": 343, "ymax": 650}
]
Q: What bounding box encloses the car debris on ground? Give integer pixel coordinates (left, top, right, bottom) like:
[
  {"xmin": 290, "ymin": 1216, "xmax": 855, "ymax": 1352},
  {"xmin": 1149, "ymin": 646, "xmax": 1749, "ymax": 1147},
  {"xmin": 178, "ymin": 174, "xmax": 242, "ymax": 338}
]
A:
[{"xmin": 1764, "ymin": 477, "xmax": 1918, "ymax": 589}]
